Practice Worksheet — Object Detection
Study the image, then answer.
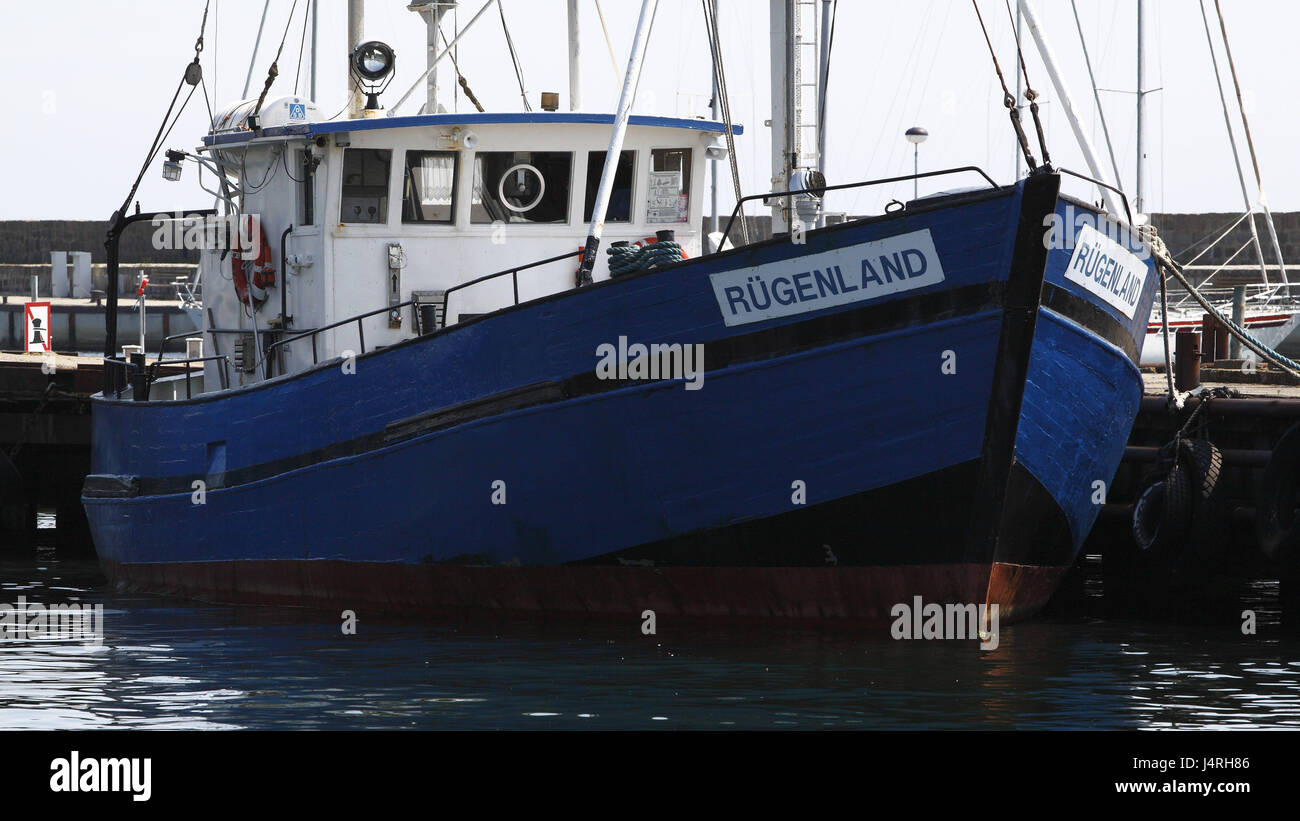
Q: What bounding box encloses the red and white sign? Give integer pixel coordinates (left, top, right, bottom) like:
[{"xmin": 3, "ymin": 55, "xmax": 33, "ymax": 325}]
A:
[{"xmin": 24, "ymin": 301, "xmax": 51, "ymax": 353}]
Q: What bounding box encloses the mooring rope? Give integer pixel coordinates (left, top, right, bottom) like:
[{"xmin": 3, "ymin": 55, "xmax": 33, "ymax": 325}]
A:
[{"xmin": 1146, "ymin": 225, "xmax": 1300, "ymax": 389}]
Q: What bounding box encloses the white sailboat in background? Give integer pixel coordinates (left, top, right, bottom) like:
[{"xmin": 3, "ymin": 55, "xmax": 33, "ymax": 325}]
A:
[{"xmin": 1053, "ymin": 0, "xmax": 1300, "ymax": 367}]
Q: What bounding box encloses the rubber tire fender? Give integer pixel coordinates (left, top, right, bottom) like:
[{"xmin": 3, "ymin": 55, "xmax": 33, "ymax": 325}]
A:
[
  {"xmin": 1256, "ymin": 422, "xmax": 1300, "ymax": 563},
  {"xmin": 1133, "ymin": 462, "xmax": 1192, "ymax": 556}
]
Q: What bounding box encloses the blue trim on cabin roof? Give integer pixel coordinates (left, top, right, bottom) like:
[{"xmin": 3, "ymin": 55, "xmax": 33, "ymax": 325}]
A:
[{"xmin": 203, "ymin": 112, "xmax": 742, "ymax": 146}]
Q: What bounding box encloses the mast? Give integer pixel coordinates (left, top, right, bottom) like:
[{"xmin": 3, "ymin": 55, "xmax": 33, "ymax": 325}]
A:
[
  {"xmin": 310, "ymin": 0, "xmax": 318, "ymax": 101},
  {"xmin": 710, "ymin": 10, "xmax": 720, "ymax": 235},
  {"xmin": 568, "ymin": 0, "xmax": 581, "ymax": 110},
  {"xmin": 1135, "ymin": 0, "xmax": 1146, "ymax": 214},
  {"xmin": 576, "ymin": 0, "xmax": 659, "ymax": 284},
  {"xmin": 769, "ymin": 0, "xmax": 820, "ymax": 235},
  {"xmin": 817, "ymin": 0, "xmax": 832, "ymax": 226},
  {"xmin": 409, "ymin": 2, "xmax": 458, "ymax": 115},
  {"xmin": 243, "ymin": 0, "xmax": 272, "ymax": 99},
  {"xmin": 1198, "ymin": 0, "xmax": 1270, "ymax": 290},
  {"xmin": 1213, "ymin": 0, "xmax": 1290, "ymax": 297},
  {"xmin": 347, "ymin": 0, "xmax": 365, "ymax": 118}
]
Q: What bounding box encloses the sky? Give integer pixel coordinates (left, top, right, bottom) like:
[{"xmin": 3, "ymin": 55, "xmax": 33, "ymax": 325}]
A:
[{"xmin": 1, "ymin": 0, "xmax": 1297, "ymax": 221}]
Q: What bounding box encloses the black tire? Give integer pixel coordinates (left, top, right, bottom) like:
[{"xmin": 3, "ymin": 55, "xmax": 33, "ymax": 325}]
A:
[
  {"xmin": 1178, "ymin": 438, "xmax": 1224, "ymax": 504},
  {"xmin": 1257, "ymin": 422, "xmax": 1300, "ymax": 564},
  {"xmin": 1133, "ymin": 464, "xmax": 1192, "ymax": 557},
  {"xmin": 1133, "ymin": 480, "xmax": 1167, "ymax": 553}
]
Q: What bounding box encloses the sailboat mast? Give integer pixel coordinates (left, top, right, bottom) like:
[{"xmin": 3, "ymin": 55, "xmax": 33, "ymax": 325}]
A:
[
  {"xmin": 310, "ymin": 0, "xmax": 318, "ymax": 101},
  {"xmin": 1135, "ymin": 0, "xmax": 1146, "ymax": 214}
]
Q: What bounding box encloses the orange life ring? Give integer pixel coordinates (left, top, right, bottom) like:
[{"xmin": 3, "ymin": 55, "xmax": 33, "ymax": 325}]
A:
[
  {"xmin": 633, "ymin": 235, "xmax": 689, "ymax": 260},
  {"xmin": 230, "ymin": 215, "xmax": 276, "ymax": 307}
]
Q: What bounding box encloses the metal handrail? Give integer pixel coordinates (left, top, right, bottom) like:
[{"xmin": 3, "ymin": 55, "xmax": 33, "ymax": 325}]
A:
[
  {"xmin": 720, "ymin": 166, "xmax": 1001, "ymax": 248},
  {"xmin": 146, "ymin": 354, "xmax": 232, "ymax": 400},
  {"xmin": 261, "ymin": 250, "xmax": 582, "ymax": 368},
  {"xmin": 442, "ymin": 249, "xmax": 583, "ymax": 319},
  {"xmin": 263, "ymin": 300, "xmax": 418, "ymax": 365},
  {"xmin": 1055, "ymin": 167, "xmax": 1135, "ymax": 227}
]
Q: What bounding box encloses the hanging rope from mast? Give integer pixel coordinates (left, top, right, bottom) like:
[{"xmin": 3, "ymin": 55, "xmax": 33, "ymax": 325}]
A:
[
  {"xmin": 440, "ymin": 25, "xmax": 486, "ymax": 112},
  {"xmin": 701, "ymin": 0, "xmax": 749, "ymax": 245},
  {"xmin": 971, "ymin": 0, "xmax": 1037, "ymax": 174},
  {"xmin": 1003, "ymin": 0, "xmax": 1051, "ymax": 169}
]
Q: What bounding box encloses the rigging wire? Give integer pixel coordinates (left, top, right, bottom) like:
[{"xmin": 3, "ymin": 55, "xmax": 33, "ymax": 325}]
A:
[
  {"xmin": 294, "ymin": 0, "xmax": 312, "ymax": 96},
  {"xmin": 1213, "ymin": 0, "xmax": 1291, "ymax": 295},
  {"xmin": 970, "ymin": 0, "xmax": 1037, "ymax": 173},
  {"xmin": 1198, "ymin": 0, "xmax": 1272, "ymax": 290},
  {"xmin": 250, "ymin": 0, "xmax": 305, "ymax": 121},
  {"xmin": 592, "ymin": 0, "xmax": 623, "ymax": 84},
  {"xmin": 816, "ymin": 0, "xmax": 837, "ymax": 148},
  {"xmin": 701, "ymin": 0, "xmax": 749, "ymax": 245},
  {"xmin": 440, "ymin": 22, "xmax": 486, "ymax": 112},
  {"xmin": 1069, "ymin": 0, "xmax": 1122, "ymax": 190},
  {"xmin": 498, "ymin": 0, "xmax": 531, "ymax": 110},
  {"xmin": 112, "ymin": 0, "xmax": 211, "ymax": 223},
  {"xmin": 1001, "ymin": 0, "xmax": 1050, "ymax": 168}
]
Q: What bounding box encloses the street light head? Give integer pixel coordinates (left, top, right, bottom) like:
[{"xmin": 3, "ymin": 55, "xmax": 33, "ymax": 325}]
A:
[{"xmin": 905, "ymin": 126, "xmax": 929, "ymax": 145}]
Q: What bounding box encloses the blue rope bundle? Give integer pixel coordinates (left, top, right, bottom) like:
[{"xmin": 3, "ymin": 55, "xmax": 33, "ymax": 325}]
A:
[
  {"xmin": 606, "ymin": 238, "xmax": 683, "ymax": 278},
  {"xmin": 606, "ymin": 242, "xmax": 640, "ymax": 277}
]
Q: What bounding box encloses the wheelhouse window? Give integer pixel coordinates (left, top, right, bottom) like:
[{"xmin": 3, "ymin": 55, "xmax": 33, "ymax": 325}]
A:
[
  {"xmin": 584, "ymin": 150, "xmax": 635, "ymax": 222},
  {"xmin": 340, "ymin": 148, "xmax": 391, "ymax": 224},
  {"xmin": 471, "ymin": 151, "xmax": 572, "ymax": 224},
  {"xmin": 402, "ymin": 150, "xmax": 457, "ymax": 224},
  {"xmin": 299, "ymin": 149, "xmax": 316, "ymax": 226},
  {"xmin": 646, "ymin": 148, "xmax": 691, "ymax": 223}
]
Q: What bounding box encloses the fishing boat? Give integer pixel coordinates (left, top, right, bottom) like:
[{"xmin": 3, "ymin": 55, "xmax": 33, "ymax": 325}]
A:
[{"xmin": 82, "ymin": 0, "xmax": 1159, "ymax": 624}]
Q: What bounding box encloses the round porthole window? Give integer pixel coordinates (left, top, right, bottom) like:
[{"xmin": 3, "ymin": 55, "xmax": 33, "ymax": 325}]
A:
[{"xmin": 498, "ymin": 163, "xmax": 546, "ymax": 213}]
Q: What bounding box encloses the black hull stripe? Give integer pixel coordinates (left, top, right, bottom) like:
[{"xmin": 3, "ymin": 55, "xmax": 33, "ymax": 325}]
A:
[
  {"xmin": 1040, "ymin": 282, "xmax": 1140, "ymax": 364},
  {"xmin": 86, "ymin": 281, "xmax": 1008, "ymax": 499}
]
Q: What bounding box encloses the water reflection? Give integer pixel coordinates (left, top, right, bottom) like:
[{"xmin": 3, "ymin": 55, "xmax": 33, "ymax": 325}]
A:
[{"xmin": 0, "ymin": 551, "xmax": 1297, "ymax": 729}]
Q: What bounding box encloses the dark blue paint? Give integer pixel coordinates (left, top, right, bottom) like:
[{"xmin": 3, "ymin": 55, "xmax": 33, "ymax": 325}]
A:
[{"xmin": 203, "ymin": 113, "xmax": 742, "ymax": 147}]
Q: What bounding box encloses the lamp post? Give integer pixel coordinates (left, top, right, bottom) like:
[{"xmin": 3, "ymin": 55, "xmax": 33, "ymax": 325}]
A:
[{"xmin": 905, "ymin": 126, "xmax": 928, "ymax": 199}]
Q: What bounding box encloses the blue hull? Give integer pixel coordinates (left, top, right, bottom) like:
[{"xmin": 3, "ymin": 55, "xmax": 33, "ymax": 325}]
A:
[{"xmin": 83, "ymin": 173, "xmax": 1158, "ymax": 622}]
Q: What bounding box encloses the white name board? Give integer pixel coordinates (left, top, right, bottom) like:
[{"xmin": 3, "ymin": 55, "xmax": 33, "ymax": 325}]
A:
[
  {"xmin": 709, "ymin": 229, "xmax": 946, "ymax": 327},
  {"xmin": 1063, "ymin": 224, "xmax": 1148, "ymax": 319},
  {"xmin": 25, "ymin": 301, "xmax": 51, "ymax": 353}
]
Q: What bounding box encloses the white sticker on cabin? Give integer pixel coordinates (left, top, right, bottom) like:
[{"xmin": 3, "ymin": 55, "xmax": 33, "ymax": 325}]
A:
[
  {"xmin": 709, "ymin": 229, "xmax": 945, "ymax": 327},
  {"xmin": 1063, "ymin": 224, "xmax": 1148, "ymax": 319},
  {"xmin": 647, "ymin": 171, "xmax": 686, "ymax": 222}
]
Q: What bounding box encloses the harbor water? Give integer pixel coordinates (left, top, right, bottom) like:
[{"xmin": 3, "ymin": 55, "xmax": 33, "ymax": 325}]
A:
[{"xmin": 2, "ymin": 538, "xmax": 1298, "ymax": 730}]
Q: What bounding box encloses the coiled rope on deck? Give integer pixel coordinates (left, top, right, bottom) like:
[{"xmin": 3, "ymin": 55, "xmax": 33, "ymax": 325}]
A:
[{"xmin": 606, "ymin": 239, "xmax": 683, "ymax": 278}]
